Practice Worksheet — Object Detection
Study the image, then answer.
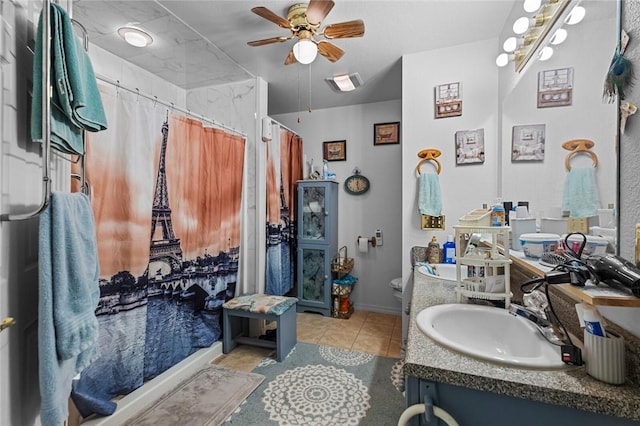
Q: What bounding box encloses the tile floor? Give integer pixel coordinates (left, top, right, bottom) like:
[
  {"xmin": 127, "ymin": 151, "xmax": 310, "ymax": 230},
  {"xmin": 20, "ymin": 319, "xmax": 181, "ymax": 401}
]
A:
[{"xmin": 213, "ymin": 310, "xmax": 403, "ymax": 372}]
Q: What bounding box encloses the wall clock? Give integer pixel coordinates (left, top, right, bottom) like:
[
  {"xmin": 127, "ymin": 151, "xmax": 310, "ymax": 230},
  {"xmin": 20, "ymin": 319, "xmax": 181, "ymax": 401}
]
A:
[{"xmin": 344, "ymin": 168, "xmax": 370, "ymax": 195}]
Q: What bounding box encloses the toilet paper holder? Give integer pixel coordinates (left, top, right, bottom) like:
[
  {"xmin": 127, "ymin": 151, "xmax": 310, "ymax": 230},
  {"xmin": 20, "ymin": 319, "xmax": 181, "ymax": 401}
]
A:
[{"xmin": 357, "ymin": 235, "xmax": 377, "ymax": 248}]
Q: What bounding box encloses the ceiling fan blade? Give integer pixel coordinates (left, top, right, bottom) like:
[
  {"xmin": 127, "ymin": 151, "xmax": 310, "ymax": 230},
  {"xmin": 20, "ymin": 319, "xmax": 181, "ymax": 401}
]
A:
[
  {"xmin": 284, "ymin": 49, "xmax": 297, "ymax": 65},
  {"xmin": 323, "ymin": 20, "xmax": 365, "ymax": 39},
  {"xmin": 317, "ymin": 41, "xmax": 344, "ymax": 63},
  {"xmin": 305, "ymin": 0, "xmax": 335, "ymax": 25},
  {"xmin": 251, "ymin": 6, "xmax": 291, "ymax": 29},
  {"xmin": 247, "ymin": 36, "xmax": 290, "ymax": 47}
]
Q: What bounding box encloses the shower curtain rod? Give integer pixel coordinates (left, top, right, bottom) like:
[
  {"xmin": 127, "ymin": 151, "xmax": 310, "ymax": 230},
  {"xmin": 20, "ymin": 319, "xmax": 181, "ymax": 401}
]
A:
[{"xmin": 95, "ymin": 74, "xmax": 247, "ymax": 138}]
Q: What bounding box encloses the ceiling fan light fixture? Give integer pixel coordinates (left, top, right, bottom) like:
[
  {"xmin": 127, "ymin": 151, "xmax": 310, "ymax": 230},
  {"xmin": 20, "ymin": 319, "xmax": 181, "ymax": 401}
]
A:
[
  {"xmin": 293, "ymin": 39, "xmax": 318, "ymax": 64},
  {"xmin": 117, "ymin": 26, "xmax": 153, "ymax": 48},
  {"xmin": 325, "ymin": 72, "xmax": 363, "ymax": 92}
]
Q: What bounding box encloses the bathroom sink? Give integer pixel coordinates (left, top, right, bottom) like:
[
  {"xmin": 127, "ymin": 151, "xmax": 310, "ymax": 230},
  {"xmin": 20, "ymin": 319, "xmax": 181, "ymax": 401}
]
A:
[{"xmin": 416, "ymin": 304, "xmax": 566, "ymax": 369}]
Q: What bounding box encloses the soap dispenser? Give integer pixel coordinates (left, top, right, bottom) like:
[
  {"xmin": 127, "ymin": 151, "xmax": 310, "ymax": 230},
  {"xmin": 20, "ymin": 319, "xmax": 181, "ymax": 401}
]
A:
[{"xmin": 427, "ymin": 236, "xmax": 441, "ymax": 264}]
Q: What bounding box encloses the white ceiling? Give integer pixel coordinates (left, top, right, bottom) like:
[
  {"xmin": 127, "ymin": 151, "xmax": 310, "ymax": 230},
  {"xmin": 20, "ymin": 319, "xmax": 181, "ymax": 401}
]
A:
[{"xmin": 71, "ymin": 1, "xmax": 516, "ymax": 115}]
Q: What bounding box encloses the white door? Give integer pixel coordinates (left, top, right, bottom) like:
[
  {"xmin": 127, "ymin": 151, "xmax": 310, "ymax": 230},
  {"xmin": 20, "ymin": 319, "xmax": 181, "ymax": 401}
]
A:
[{"xmin": 1, "ymin": 1, "xmax": 68, "ymax": 424}]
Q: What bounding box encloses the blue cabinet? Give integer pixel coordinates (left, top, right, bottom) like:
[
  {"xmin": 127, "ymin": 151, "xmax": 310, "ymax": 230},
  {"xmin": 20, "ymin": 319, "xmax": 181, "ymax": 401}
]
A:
[{"xmin": 296, "ymin": 180, "xmax": 338, "ymax": 316}]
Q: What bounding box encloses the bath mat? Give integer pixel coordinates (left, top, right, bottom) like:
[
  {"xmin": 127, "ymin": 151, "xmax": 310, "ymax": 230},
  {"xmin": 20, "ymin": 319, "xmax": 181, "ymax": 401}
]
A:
[
  {"xmin": 224, "ymin": 342, "xmax": 405, "ymax": 425},
  {"xmin": 126, "ymin": 365, "xmax": 264, "ymax": 426}
]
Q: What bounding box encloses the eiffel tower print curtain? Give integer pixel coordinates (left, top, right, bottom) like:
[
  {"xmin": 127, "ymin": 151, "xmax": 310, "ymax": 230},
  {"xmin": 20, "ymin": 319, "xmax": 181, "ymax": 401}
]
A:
[
  {"xmin": 70, "ymin": 84, "xmax": 245, "ymax": 417},
  {"xmin": 266, "ymin": 125, "xmax": 303, "ymax": 296}
]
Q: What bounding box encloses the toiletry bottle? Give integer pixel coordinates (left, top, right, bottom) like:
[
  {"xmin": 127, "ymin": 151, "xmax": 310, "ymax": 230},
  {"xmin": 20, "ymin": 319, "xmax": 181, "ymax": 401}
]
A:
[
  {"xmin": 323, "ymin": 160, "xmax": 329, "ymax": 179},
  {"xmin": 491, "ymin": 199, "xmax": 505, "ymax": 227},
  {"xmin": 443, "ymin": 235, "xmax": 456, "ymax": 264},
  {"xmin": 427, "ymin": 236, "xmax": 440, "ymax": 264}
]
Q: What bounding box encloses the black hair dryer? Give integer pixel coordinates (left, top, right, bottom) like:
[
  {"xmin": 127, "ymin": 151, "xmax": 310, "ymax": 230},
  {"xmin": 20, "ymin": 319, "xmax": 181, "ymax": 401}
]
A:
[{"xmin": 586, "ymin": 254, "xmax": 640, "ymax": 297}]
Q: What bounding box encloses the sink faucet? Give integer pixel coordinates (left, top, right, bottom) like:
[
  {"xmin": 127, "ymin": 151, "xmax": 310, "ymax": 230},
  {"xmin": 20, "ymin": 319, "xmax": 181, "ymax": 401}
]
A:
[{"xmin": 508, "ymin": 303, "xmax": 565, "ymax": 345}]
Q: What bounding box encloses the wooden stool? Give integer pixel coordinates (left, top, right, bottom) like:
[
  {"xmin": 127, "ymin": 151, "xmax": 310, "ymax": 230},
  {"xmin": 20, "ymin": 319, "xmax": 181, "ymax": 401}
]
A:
[{"xmin": 222, "ymin": 294, "xmax": 298, "ymax": 362}]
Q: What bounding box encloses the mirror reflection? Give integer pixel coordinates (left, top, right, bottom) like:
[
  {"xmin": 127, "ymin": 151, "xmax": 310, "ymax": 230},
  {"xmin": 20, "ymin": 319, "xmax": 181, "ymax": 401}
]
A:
[{"xmin": 498, "ymin": 0, "xmax": 617, "ymax": 251}]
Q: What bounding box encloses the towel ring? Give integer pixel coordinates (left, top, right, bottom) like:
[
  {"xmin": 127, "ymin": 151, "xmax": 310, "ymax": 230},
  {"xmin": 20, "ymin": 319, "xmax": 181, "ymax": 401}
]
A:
[
  {"xmin": 562, "ymin": 139, "xmax": 598, "ymax": 171},
  {"xmin": 416, "ymin": 149, "xmax": 442, "ymax": 175}
]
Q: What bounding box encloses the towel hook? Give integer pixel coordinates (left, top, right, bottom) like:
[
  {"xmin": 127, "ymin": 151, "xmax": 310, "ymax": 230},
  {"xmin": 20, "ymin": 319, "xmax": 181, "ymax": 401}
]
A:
[
  {"xmin": 416, "ymin": 149, "xmax": 442, "ymax": 175},
  {"xmin": 562, "ymin": 139, "xmax": 598, "ymax": 171}
]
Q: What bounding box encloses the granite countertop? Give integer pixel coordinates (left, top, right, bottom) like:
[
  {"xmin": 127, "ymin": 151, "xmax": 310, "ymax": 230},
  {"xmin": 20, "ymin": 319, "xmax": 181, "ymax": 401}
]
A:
[{"xmin": 404, "ymin": 269, "xmax": 640, "ymax": 421}]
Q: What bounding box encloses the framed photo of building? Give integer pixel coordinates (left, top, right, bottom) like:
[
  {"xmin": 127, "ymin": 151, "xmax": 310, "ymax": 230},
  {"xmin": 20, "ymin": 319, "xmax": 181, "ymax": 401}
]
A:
[
  {"xmin": 374, "ymin": 122, "xmax": 400, "ymax": 145},
  {"xmin": 512, "ymin": 124, "xmax": 546, "ymax": 161},
  {"xmin": 435, "ymin": 82, "xmax": 462, "ymax": 118},
  {"xmin": 323, "ymin": 140, "xmax": 347, "ymax": 161},
  {"xmin": 455, "ymin": 129, "xmax": 485, "ymax": 165},
  {"xmin": 538, "ymin": 67, "xmax": 573, "ymax": 108}
]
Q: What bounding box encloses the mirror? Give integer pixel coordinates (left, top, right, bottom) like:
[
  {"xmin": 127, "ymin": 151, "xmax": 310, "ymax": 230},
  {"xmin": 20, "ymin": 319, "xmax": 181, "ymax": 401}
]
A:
[{"xmin": 498, "ymin": 0, "xmax": 618, "ymax": 251}]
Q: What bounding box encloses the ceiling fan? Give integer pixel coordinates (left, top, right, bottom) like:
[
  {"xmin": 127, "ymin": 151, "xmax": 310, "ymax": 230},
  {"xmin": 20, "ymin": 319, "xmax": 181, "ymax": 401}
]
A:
[{"xmin": 247, "ymin": 0, "xmax": 365, "ymax": 65}]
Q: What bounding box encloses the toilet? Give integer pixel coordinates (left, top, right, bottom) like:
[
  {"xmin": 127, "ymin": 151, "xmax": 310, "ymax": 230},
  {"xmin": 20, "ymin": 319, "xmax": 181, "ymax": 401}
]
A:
[{"xmin": 390, "ymin": 277, "xmax": 403, "ymax": 303}]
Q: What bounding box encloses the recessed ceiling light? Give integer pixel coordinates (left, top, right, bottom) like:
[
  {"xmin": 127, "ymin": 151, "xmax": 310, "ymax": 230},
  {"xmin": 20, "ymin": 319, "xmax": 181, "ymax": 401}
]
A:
[{"xmin": 117, "ymin": 26, "xmax": 153, "ymax": 48}]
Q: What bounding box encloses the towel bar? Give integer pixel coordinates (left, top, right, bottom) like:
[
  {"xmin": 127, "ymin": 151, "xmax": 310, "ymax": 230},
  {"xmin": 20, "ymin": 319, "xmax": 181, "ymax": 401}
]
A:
[
  {"xmin": 416, "ymin": 149, "xmax": 442, "ymax": 175},
  {"xmin": 562, "ymin": 139, "xmax": 598, "ymax": 171}
]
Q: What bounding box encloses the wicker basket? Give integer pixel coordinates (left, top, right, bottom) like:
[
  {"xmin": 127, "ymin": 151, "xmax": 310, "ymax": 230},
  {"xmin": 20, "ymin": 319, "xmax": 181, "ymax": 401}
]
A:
[{"xmin": 331, "ymin": 246, "xmax": 354, "ymax": 279}]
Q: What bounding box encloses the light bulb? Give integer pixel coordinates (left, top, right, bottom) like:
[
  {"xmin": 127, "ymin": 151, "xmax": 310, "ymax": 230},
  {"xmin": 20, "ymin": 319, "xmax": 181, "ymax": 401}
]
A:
[
  {"xmin": 513, "ymin": 17, "xmax": 531, "ymax": 35},
  {"xmin": 565, "ymin": 5, "xmax": 586, "ymax": 25},
  {"xmin": 503, "ymin": 37, "xmax": 518, "ymax": 53},
  {"xmin": 538, "ymin": 46, "xmax": 554, "ymax": 61},
  {"xmin": 496, "ymin": 53, "xmax": 510, "ymax": 67},
  {"xmin": 550, "ymin": 28, "xmax": 568, "ymax": 45},
  {"xmin": 523, "ymin": 0, "xmax": 541, "ymax": 13},
  {"xmin": 292, "ymin": 39, "xmax": 318, "ymax": 64}
]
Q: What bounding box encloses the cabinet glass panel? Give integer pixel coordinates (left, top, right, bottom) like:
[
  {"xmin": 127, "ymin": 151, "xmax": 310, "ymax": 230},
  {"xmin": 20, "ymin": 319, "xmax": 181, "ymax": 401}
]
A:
[
  {"xmin": 301, "ymin": 186, "xmax": 327, "ymax": 242},
  {"xmin": 301, "ymin": 247, "xmax": 326, "ymax": 302}
]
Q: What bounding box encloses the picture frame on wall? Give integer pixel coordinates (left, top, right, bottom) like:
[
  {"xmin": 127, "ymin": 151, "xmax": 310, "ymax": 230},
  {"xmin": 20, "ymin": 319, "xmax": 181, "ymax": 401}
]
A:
[
  {"xmin": 538, "ymin": 67, "xmax": 573, "ymax": 108},
  {"xmin": 512, "ymin": 124, "xmax": 546, "ymax": 161},
  {"xmin": 373, "ymin": 122, "xmax": 400, "ymax": 145},
  {"xmin": 435, "ymin": 81, "xmax": 462, "ymax": 118},
  {"xmin": 323, "ymin": 140, "xmax": 347, "ymax": 161},
  {"xmin": 455, "ymin": 128, "xmax": 485, "ymax": 165}
]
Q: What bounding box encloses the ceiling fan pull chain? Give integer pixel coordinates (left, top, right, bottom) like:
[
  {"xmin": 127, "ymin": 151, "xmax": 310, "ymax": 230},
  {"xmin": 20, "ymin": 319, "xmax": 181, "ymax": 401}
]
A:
[
  {"xmin": 297, "ymin": 64, "xmax": 302, "ymax": 123},
  {"xmin": 308, "ymin": 64, "xmax": 313, "ymax": 113}
]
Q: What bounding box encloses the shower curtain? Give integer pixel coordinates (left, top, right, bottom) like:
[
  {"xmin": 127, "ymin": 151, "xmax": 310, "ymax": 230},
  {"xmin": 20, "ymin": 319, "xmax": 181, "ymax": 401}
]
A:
[
  {"xmin": 265, "ymin": 125, "xmax": 303, "ymax": 296},
  {"xmin": 71, "ymin": 84, "xmax": 245, "ymax": 413}
]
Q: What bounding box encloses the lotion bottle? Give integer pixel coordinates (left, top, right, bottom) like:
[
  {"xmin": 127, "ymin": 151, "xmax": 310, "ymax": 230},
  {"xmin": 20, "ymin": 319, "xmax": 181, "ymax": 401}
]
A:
[
  {"xmin": 427, "ymin": 236, "xmax": 441, "ymax": 264},
  {"xmin": 443, "ymin": 235, "xmax": 456, "ymax": 264}
]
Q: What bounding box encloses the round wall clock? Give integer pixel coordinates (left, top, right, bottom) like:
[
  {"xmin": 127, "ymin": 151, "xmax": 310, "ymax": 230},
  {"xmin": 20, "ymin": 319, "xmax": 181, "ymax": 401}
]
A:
[{"xmin": 344, "ymin": 169, "xmax": 370, "ymax": 195}]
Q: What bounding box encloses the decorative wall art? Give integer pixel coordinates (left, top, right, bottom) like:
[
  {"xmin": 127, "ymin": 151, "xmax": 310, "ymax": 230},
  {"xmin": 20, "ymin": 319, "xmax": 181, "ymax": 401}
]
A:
[
  {"xmin": 323, "ymin": 140, "xmax": 347, "ymax": 161},
  {"xmin": 455, "ymin": 128, "xmax": 485, "ymax": 165},
  {"xmin": 374, "ymin": 122, "xmax": 400, "ymax": 145},
  {"xmin": 435, "ymin": 82, "xmax": 462, "ymax": 118},
  {"xmin": 512, "ymin": 124, "xmax": 546, "ymax": 161},
  {"xmin": 538, "ymin": 67, "xmax": 573, "ymax": 108}
]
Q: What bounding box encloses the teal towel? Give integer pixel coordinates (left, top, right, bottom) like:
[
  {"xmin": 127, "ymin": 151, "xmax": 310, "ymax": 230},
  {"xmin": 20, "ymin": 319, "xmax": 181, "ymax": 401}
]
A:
[
  {"xmin": 31, "ymin": 3, "xmax": 107, "ymax": 155},
  {"xmin": 418, "ymin": 173, "xmax": 442, "ymax": 216},
  {"xmin": 562, "ymin": 167, "xmax": 601, "ymax": 218},
  {"xmin": 39, "ymin": 192, "xmax": 100, "ymax": 426}
]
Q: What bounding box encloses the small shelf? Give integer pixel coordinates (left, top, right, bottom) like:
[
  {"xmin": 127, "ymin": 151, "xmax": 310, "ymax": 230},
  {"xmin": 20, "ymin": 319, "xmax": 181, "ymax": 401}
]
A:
[
  {"xmin": 510, "ymin": 252, "xmax": 640, "ymax": 307},
  {"xmin": 454, "ymin": 225, "xmax": 512, "ymax": 307}
]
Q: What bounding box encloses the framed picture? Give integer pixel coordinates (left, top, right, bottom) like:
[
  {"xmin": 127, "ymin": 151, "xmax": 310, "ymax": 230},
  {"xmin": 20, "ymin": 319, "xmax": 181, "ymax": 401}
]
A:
[
  {"xmin": 323, "ymin": 140, "xmax": 347, "ymax": 161},
  {"xmin": 455, "ymin": 129, "xmax": 485, "ymax": 165},
  {"xmin": 512, "ymin": 124, "xmax": 545, "ymax": 161},
  {"xmin": 538, "ymin": 67, "xmax": 573, "ymax": 108},
  {"xmin": 374, "ymin": 122, "xmax": 400, "ymax": 145},
  {"xmin": 435, "ymin": 82, "xmax": 462, "ymax": 118}
]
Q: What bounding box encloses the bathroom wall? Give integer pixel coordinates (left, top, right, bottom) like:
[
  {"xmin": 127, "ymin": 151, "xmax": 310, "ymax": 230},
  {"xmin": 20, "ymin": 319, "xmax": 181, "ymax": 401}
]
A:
[
  {"xmin": 273, "ymin": 99, "xmax": 403, "ymax": 314},
  {"xmin": 401, "ymin": 38, "xmax": 500, "ymax": 284}
]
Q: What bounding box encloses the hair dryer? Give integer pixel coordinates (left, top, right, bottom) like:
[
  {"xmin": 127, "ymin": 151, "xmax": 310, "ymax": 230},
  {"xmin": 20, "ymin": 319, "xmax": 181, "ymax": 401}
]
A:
[{"xmin": 586, "ymin": 254, "xmax": 640, "ymax": 297}]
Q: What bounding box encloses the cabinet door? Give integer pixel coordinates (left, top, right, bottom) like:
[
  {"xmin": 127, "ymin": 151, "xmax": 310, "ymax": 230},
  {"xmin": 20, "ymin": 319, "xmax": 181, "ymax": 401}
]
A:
[
  {"xmin": 297, "ymin": 246, "xmax": 331, "ymax": 314},
  {"xmin": 299, "ymin": 183, "xmax": 330, "ymax": 244}
]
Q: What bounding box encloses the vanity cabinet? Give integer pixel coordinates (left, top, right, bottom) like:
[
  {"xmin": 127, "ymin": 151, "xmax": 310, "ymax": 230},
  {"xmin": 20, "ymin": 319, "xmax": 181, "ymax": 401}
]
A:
[
  {"xmin": 454, "ymin": 225, "xmax": 512, "ymax": 307},
  {"xmin": 296, "ymin": 180, "xmax": 338, "ymax": 316},
  {"xmin": 404, "ymin": 376, "xmax": 639, "ymax": 426}
]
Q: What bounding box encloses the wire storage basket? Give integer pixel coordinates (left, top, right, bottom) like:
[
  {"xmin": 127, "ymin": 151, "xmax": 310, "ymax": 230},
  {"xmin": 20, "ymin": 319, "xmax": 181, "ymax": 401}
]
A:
[{"xmin": 331, "ymin": 246, "xmax": 354, "ymax": 279}]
